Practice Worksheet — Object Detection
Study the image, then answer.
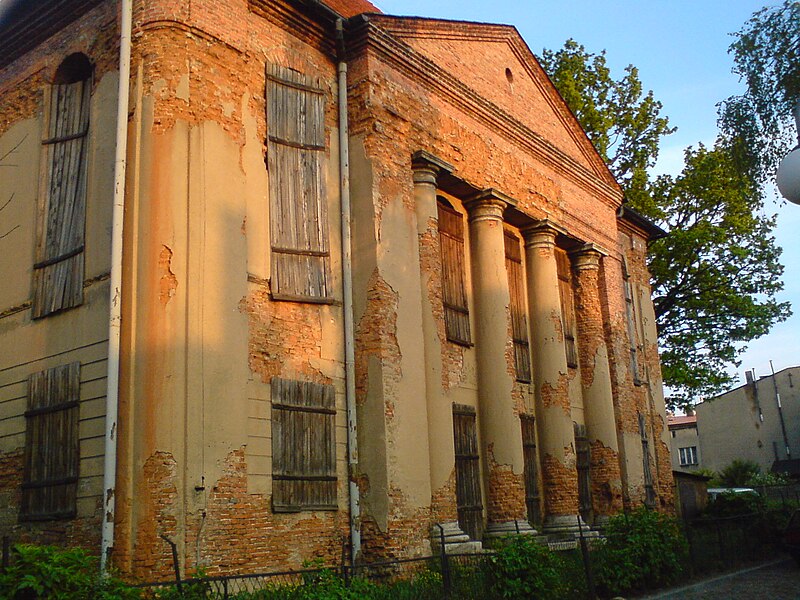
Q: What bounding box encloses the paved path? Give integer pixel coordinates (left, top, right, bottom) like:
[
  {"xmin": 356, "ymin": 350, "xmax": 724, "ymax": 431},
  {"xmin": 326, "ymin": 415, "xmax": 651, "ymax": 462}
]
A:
[{"xmin": 637, "ymin": 557, "xmax": 800, "ymax": 599}]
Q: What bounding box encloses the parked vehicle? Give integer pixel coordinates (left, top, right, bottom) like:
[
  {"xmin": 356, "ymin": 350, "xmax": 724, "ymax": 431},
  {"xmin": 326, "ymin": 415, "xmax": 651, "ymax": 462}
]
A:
[{"xmin": 784, "ymin": 509, "xmax": 800, "ymax": 566}]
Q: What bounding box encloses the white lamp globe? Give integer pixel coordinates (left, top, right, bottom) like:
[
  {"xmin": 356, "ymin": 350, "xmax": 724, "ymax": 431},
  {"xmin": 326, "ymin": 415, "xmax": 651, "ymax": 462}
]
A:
[{"xmin": 777, "ymin": 147, "xmax": 800, "ymax": 205}]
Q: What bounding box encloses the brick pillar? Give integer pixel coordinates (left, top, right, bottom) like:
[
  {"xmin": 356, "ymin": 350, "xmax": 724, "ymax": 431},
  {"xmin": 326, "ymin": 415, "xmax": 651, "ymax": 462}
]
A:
[
  {"xmin": 572, "ymin": 245, "xmax": 623, "ymax": 521},
  {"xmin": 523, "ymin": 222, "xmax": 584, "ymax": 535},
  {"xmin": 466, "ymin": 190, "xmax": 533, "ymax": 539},
  {"xmin": 411, "ymin": 152, "xmax": 476, "ymax": 550}
]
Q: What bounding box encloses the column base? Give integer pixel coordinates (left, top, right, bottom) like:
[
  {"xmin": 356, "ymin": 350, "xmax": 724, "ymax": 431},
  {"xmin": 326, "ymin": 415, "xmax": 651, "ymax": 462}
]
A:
[
  {"xmin": 431, "ymin": 522, "xmax": 483, "ymax": 554},
  {"xmin": 542, "ymin": 514, "xmax": 596, "ymax": 536},
  {"xmin": 484, "ymin": 519, "xmax": 537, "ymax": 539},
  {"xmin": 593, "ymin": 514, "xmax": 612, "ymax": 530}
]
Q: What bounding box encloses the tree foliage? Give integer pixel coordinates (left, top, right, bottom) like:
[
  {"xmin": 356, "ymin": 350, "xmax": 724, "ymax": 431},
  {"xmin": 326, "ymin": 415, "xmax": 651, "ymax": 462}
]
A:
[
  {"xmin": 540, "ymin": 40, "xmax": 674, "ymax": 206},
  {"xmin": 540, "ymin": 39, "xmax": 790, "ymax": 407},
  {"xmin": 649, "ymin": 144, "xmax": 789, "ymax": 400},
  {"xmin": 719, "ymin": 1, "xmax": 800, "ymax": 183}
]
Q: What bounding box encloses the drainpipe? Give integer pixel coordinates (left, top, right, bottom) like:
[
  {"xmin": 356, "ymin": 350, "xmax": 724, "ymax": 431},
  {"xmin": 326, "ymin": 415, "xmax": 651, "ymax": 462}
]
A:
[
  {"xmin": 770, "ymin": 361, "xmax": 791, "ymax": 459},
  {"xmin": 336, "ymin": 18, "xmax": 361, "ymax": 564},
  {"xmin": 101, "ymin": 0, "xmax": 133, "ymax": 572}
]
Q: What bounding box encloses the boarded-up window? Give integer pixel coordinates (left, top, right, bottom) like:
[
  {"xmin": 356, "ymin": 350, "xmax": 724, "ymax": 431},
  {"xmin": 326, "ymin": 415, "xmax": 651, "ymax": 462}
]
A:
[
  {"xmin": 639, "ymin": 412, "xmax": 657, "ymax": 508},
  {"xmin": 33, "ymin": 54, "xmax": 92, "ymax": 318},
  {"xmin": 574, "ymin": 422, "xmax": 592, "ymax": 522},
  {"xmin": 438, "ymin": 199, "xmax": 471, "ymax": 345},
  {"xmin": 505, "ymin": 231, "xmax": 531, "ymax": 382},
  {"xmin": 22, "ymin": 362, "xmax": 80, "ymax": 520},
  {"xmin": 622, "ymin": 257, "xmax": 642, "ymax": 384},
  {"xmin": 271, "ymin": 377, "xmax": 336, "ymax": 511},
  {"xmin": 267, "ymin": 64, "xmax": 331, "ymax": 302},
  {"xmin": 555, "ymin": 248, "xmax": 578, "ymax": 368},
  {"xmin": 453, "ymin": 404, "xmax": 483, "ymax": 540},
  {"xmin": 521, "ymin": 415, "xmax": 540, "ymax": 527}
]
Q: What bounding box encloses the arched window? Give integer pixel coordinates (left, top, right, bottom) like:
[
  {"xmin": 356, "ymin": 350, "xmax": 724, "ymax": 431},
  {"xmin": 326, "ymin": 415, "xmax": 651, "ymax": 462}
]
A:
[{"xmin": 32, "ymin": 53, "xmax": 92, "ymax": 318}]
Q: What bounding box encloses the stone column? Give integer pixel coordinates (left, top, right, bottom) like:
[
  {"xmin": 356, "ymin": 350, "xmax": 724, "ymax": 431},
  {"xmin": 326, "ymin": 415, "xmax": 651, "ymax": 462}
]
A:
[
  {"xmin": 411, "ymin": 152, "xmax": 477, "ymax": 551},
  {"xmin": 523, "ymin": 222, "xmax": 583, "ymax": 535},
  {"xmin": 572, "ymin": 245, "xmax": 623, "ymax": 520},
  {"xmin": 466, "ymin": 190, "xmax": 533, "ymax": 538}
]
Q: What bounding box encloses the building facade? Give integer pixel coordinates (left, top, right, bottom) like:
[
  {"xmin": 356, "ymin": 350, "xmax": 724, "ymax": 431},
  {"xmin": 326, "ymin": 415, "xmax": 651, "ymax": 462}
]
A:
[
  {"xmin": 668, "ymin": 414, "xmax": 700, "ymax": 471},
  {"xmin": 696, "ymin": 366, "xmax": 800, "ymax": 474},
  {"xmin": 0, "ymin": 0, "xmax": 673, "ymax": 580}
]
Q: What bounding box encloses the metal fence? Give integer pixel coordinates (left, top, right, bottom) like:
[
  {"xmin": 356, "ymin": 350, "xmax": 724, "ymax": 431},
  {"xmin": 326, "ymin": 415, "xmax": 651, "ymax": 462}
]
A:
[
  {"xmin": 2, "ymin": 506, "xmax": 793, "ymax": 599},
  {"xmin": 683, "ymin": 512, "xmax": 770, "ymax": 576},
  {"xmin": 136, "ymin": 551, "xmax": 487, "ymax": 599}
]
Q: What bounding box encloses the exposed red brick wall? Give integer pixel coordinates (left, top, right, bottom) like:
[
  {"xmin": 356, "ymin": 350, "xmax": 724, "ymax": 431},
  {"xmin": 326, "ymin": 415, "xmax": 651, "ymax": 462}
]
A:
[
  {"xmin": 0, "ymin": 1, "xmax": 118, "ymax": 138},
  {"xmin": 430, "ymin": 469, "xmax": 458, "ymax": 524},
  {"xmin": 129, "ymin": 449, "xmax": 347, "ymax": 581},
  {"xmin": 242, "ymin": 285, "xmax": 331, "ymax": 384},
  {"xmin": 541, "ymin": 449, "xmax": 579, "ymax": 516},
  {"xmin": 360, "ymin": 486, "xmax": 431, "ymax": 561},
  {"xmin": 589, "ymin": 442, "xmax": 623, "ymax": 517},
  {"xmin": 485, "ymin": 450, "xmax": 526, "ymax": 523}
]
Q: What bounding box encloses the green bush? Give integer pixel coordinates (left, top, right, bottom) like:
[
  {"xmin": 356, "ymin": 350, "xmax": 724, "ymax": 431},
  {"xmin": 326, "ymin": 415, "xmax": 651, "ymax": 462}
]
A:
[
  {"xmin": 746, "ymin": 471, "xmax": 791, "ymax": 486},
  {"xmin": 592, "ymin": 508, "xmax": 688, "ymax": 597},
  {"xmin": 718, "ymin": 459, "xmax": 761, "ymax": 486},
  {"xmin": 0, "ymin": 544, "xmax": 140, "ymax": 600},
  {"xmin": 703, "ymin": 490, "xmax": 765, "ymax": 518},
  {"xmin": 483, "ymin": 536, "xmax": 584, "ymax": 600}
]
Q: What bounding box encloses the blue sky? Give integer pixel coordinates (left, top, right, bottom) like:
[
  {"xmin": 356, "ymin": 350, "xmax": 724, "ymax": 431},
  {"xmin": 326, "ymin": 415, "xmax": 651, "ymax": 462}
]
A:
[{"xmin": 376, "ymin": 0, "xmax": 799, "ymax": 389}]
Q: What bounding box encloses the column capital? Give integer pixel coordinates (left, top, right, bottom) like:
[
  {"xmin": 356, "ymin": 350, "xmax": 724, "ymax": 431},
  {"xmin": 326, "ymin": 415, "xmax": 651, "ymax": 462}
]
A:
[
  {"xmin": 522, "ymin": 220, "xmax": 563, "ymax": 249},
  {"xmin": 464, "ymin": 189, "xmax": 513, "ymax": 224},
  {"xmin": 411, "ymin": 150, "xmax": 454, "ymax": 186},
  {"xmin": 570, "ymin": 243, "xmax": 607, "ymax": 271}
]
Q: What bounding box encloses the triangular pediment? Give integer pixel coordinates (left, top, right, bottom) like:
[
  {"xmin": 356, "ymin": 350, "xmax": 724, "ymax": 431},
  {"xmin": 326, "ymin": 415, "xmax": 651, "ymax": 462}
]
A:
[{"xmin": 368, "ymin": 15, "xmax": 619, "ymax": 190}]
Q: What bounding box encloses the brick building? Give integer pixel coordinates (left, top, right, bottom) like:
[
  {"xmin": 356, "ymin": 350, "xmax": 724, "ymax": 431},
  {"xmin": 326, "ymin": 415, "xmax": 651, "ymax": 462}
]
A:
[{"xmin": 0, "ymin": 0, "xmax": 673, "ymax": 579}]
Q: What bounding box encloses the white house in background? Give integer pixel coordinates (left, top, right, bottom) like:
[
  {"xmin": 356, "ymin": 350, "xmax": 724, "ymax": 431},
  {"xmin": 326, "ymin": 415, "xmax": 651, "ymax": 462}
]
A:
[
  {"xmin": 695, "ymin": 366, "xmax": 800, "ymax": 475},
  {"xmin": 667, "ymin": 414, "xmax": 700, "ymax": 471}
]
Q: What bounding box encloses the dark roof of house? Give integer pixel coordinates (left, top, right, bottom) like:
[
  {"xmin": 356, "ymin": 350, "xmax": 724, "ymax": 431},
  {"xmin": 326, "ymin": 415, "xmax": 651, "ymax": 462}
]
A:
[
  {"xmin": 618, "ymin": 204, "xmax": 667, "ymax": 240},
  {"xmin": 667, "ymin": 414, "xmax": 697, "ymax": 429},
  {"xmin": 672, "ymin": 469, "xmax": 711, "ymax": 481}
]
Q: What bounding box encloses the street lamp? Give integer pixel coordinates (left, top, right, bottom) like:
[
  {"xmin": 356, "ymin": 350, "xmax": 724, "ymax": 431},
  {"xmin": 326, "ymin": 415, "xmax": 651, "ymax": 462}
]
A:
[{"xmin": 776, "ymin": 101, "xmax": 800, "ymax": 205}]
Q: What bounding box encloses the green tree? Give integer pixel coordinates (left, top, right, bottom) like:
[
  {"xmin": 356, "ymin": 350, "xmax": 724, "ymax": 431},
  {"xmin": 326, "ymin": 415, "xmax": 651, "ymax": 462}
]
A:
[
  {"xmin": 648, "ymin": 144, "xmax": 789, "ymax": 402},
  {"xmin": 719, "ymin": 1, "xmax": 800, "ymax": 184},
  {"xmin": 540, "ymin": 40, "xmax": 790, "ymax": 407},
  {"xmin": 540, "ymin": 40, "xmax": 674, "ymax": 208}
]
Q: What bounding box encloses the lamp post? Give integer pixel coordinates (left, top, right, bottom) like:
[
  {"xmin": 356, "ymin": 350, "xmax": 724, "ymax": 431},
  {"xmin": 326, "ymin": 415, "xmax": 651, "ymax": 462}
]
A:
[{"xmin": 776, "ymin": 101, "xmax": 800, "ymax": 204}]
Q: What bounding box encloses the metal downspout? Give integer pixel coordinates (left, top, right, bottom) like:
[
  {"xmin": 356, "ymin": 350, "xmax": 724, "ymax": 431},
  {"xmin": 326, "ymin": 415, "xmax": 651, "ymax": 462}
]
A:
[
  {"xmin": 336, "ymin": 18, "xmax": 361, "ymax": 564},
  {"xmin": 101, "ymin": 0, "xmax": 133, "ymax": 572}
]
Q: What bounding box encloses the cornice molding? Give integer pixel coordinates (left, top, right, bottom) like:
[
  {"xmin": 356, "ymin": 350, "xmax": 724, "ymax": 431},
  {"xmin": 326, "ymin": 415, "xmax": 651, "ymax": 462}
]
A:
[{"xmin": 248, "ymin": 0, "xmax": 336, "ymax": 58}]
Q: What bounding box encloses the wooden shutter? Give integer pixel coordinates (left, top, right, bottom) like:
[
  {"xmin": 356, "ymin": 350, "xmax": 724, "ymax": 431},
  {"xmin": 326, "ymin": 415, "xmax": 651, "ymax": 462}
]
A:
[
  {"xmin": 267, "ymin": 64, "xmax": 330, "ymax": 301},
  {"xmin": 452, "ymin": 405, "xmax": 483, "ymax": 540},
  {"xmin": 22, "ymin": 362, "xmax": 80, "ymax": 520},
  {"xmin": 505, "ymin": 231, "xmax": 531, "ymax": 382},
  {"xmin": 555, "ymin": 248, "xmax": 578, "ymax": 368},
  {"xmin": 574, "ymin": 423, "xmax": 592, "ymax": 522},
  {"xmin": 622, "ymin": 258, "xmax": 642, "ymax": 384},
  {"xmin": 32, "ymin": 77, "xmax": 91, "ymax": 318},
  {"xmin": 521, "ymin": 415, "xmax": 541, "ymax": 526},
  {"xmin": 638, "ymin": 412, "xmax": 656, "ymax": 508},
  {"xmin": 271, "ymin": 377, "xmax": 337, "ymax": 511},
  {"xmin": 438, "ymin": 200, "xmax": 471, "ymax": 345}
]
